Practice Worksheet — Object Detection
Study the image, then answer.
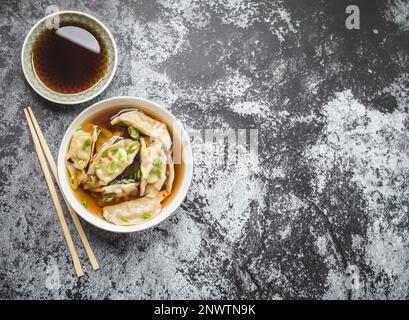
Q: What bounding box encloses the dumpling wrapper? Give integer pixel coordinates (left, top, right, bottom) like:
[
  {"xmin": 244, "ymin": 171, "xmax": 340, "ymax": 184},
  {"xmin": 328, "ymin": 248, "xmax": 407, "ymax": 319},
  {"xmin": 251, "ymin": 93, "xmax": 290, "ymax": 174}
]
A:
[
  {"xmin": 139, "ymin": 137, "xmax": 167, "ymax": 196},
  {"xmin": 66, "ymin": 163, "xmax": 86, "ymax": 190},
  {"xmin": 91, "ymin": 135, "xmax": 120, "ymax": 162},
  {"xmin": 103, "ymin": 191, "xmax": 167, "ymax": 226},
  {"xmin": 110, "ymin": 110, "xmax": 172, "ymax": 150},
  {"xmin": 92, "ymin": 182, "xmax": 139, "ymax": 204},
  {"xmin": 85, "ymin": 139, "xmax": 139, "ymax": 189},
  {"xmin": 66, "ymin": 126, "xmax": 98, "ymax": 189},
  {"xmin": 145, "ymin": 153, "xmax": 174, "ymax": 198},
  {"xmin": 66, "ymin": 129, "xmax": 93, "ymax": 171}
]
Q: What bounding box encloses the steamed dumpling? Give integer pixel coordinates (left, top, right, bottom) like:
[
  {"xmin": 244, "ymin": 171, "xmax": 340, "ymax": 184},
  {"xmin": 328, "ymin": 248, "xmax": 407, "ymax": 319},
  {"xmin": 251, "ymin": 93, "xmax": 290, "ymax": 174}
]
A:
[
  {"xmin": 85, "ymin": 139, "xmax": 139, "ymax": 189},
  {"xmin": 103, "ymin": 191, "xmax": 167, "ymax": 226},
  {"xmin": 91, "ymin": 135, "xmax": 120, "ymax": 163},
  {"xmin": 92, "ymin": 182, "xmax": 139, "ymax": 205},
  {"xmin": 66, "ymin": 126, "xmax": 99, "ymax": 189},
  {"xmin": 110, "ymin": 110, "xmax": 172, "ymax": 149},
  {"xmin": 66, "ymin": 129, "xmax": 94, "ymax": 171},
  {"xmin": 139, "ymin": 137, "xmax": 167, "ymax": 196},
  {"xmin": 146, "ymin": 151, "xmax": 175, "ymax": 197},
  {"xmin": 66, "ymin": 163, "xmax": 85, "ymax": 190}
]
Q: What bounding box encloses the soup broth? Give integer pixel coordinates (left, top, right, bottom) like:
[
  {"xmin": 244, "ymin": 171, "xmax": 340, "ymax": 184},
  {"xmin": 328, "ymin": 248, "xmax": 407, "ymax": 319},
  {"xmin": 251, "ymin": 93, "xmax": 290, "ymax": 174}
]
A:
[{"xmin": 68, "ymin": 106, "xmax": 184, "ymax": 220}]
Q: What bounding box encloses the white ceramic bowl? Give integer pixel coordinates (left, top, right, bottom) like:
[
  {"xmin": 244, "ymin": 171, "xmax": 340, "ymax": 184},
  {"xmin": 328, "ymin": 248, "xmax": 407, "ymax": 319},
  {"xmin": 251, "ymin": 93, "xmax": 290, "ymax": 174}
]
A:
[{"xmin": 58, "ymin": 97, "xmax": 193, "ymax": 233}]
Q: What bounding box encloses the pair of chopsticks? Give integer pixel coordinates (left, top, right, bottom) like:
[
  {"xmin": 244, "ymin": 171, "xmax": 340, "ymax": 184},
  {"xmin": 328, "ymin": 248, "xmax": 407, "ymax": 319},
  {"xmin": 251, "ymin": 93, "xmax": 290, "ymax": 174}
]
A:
[{"xmin": 24, "ymin": 107, "xmax": 99, "ymax": 277}]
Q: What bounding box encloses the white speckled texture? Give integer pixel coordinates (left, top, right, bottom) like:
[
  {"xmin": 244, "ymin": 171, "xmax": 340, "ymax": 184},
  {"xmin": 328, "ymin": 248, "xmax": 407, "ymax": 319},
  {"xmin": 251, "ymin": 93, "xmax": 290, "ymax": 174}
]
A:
[{"xmin": 1, "ymin": 0, "xmax": 409, "ymax": 299}]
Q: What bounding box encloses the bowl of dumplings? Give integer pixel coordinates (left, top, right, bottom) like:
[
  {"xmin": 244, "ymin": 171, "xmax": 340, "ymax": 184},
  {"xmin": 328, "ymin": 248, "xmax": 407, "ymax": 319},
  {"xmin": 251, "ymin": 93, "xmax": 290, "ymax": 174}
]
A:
[{"xmin": 58, "ymin": 96, "xmax": 193, "ymax": 233}]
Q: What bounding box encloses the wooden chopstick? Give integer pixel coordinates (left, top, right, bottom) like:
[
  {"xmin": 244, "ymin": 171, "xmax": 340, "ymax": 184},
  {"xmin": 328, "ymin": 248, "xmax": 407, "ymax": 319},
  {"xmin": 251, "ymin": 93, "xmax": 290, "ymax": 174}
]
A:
[
  {"xmin": 24, "ymin": 108, "xmax": 84, "ymax": 277},
  {"xmin": 27, "ymin": 107, "xmax": 100, "ymax": 271}
]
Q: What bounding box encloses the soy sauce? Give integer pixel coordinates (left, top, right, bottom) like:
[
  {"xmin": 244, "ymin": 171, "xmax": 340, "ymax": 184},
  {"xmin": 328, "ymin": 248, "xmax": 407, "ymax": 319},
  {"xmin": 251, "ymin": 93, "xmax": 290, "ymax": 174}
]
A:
[{"xmin": 32, "ymin": 24, "xmax": 107, "ymax": 94}]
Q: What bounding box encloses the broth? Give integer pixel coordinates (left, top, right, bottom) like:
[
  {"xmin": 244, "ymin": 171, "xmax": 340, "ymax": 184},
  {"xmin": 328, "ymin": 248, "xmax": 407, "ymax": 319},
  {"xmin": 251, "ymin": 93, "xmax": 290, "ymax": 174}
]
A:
[
  {"xmin": 32, "ymin": 23, "xmax": 108, "ymax": 94},
  {"xmin": 69, "ymin": 107, "xmax": 185, "ymax": 219}
]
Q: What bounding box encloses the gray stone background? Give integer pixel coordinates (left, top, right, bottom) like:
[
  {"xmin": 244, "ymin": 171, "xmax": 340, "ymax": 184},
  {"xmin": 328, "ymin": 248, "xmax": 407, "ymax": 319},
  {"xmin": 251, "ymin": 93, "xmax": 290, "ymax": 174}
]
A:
[{"xmin": 1, "ymin": 0, "xmax": 409, "ymax": 299}]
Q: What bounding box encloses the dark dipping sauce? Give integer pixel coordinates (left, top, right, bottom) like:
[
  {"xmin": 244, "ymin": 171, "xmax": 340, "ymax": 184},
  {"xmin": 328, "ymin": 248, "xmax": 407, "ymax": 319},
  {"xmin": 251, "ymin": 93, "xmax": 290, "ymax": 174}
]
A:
[{"xmin": 32, "ymin": 24, "xmax": 108, "ymax": 94}]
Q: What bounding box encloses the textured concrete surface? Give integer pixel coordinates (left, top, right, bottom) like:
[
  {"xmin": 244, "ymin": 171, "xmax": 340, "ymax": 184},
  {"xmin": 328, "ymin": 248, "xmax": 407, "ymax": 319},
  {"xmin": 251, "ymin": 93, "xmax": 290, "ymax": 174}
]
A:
[{"xmin": 1, "ymin": 0, "xmax": 409, "ymax": 299}]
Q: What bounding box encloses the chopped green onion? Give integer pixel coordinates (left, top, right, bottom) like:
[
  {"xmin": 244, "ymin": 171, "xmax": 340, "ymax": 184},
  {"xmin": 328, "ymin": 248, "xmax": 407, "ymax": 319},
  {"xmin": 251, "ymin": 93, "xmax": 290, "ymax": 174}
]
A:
[
  {"xmin": 87, "ymin": 175, "xmax": 96, "ymax": 184},
  {"xmin": 127, "ymin": 142, "xmax": 138, "ymax": 154},
  {"xmin": 121, "ymin": 216, "xmax": 129, "ymax": 223},
  {"xmin": 117, "ymin": 151, "xmax": 124, "ymax": 161},
  {"xmin": 122, "ymin": 179, "xmax": 131, "ymax": 184},
  {"xmin": 77, "ymin": 159, "xmax": 84, "ymax": 165},
  {"xmin": 96, "ymin": 128, "xmax": 102, "ymax": 137},
  {"xmin": 76, "ymin": 126, "xmax": 82, "ymax": 131},
  {"xmin": 82, "ymin": 138, "xmax": 91, "ymax": 150},
  {"xmin": 133, "ymin": 170, "xmax": 141, "ymax": 180},
  {"xmin": 70, "ymin": 177, "xmax": 78, "ymax": 189},
  {"xmin": 94, "ymin": 163, "xmax": 101, "ymax": 169},
  {"xmin": 152, "ymin": 158, "xmax": 162, "ymax": 178},
  {"xmin": 128, "ymin": 127, "xmax": 140, "ymax": 140},
  {"xmin": 102, "ymin": 150, "xmax": 108, "ymax": 158},
  {"xmin": 82, "ymin": 199, "xmax": 88, "ymax": 208},
  {"xmin": 102, "ymin": 194, "xmax": 114, "ymax": 202},
  {"xmin": 143, "ymin": 212, "xmax": 152, "ymax": 219},
  {"xmin": 109, "ymin": 161, "xmax": 117, "ymax": 172},
  {"xmin": 111, "ymin": 146, "xmax": 119, "ymax": 155}
]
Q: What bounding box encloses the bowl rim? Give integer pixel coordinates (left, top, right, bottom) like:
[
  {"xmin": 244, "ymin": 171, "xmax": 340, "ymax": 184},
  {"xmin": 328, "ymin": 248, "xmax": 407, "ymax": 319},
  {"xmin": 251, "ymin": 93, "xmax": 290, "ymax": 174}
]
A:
[
  {"xmin": 57, "ymin": 96, "xmax": 193, "ymax": 233},
  {"xmin": 21, "ymin": 10, "xmax": 118, "ymax": 105}
]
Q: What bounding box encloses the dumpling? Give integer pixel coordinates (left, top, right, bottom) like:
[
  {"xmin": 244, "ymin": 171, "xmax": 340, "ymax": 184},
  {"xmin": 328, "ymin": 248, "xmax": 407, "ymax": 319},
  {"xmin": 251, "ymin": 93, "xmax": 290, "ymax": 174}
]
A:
[
  {"xmin": 146, "ymin": 152, "xmax": 174, "ymax": 197},
  {"xmin": 139, "ymin": 137, "xmax": 167, "ymax": 196},
  {"xmin": 110, "ymin": 110, "xmax": 172, "ymax": 149},
  {"xmin": 66, "ymin": 126, "xmax": 98, "ymax": 189},
  {"xmin": 85, "ymin": 139, "xmax": 140, "ymax": 189},
  {"xmin": 66, "ymin": 163, "xmax": 86, "ymax": 190},
  {"xmin": 92, "ymin": 182, "xmax": 139, "ymax": 205},
  {"xmin": 85, "ymin": 138, "xmax": 139, "ymax": 188},
  {"xmin": 140, "ymin": 138, "xmax": 167, "ymax": 196},
  {"xmin": 66, "ymin": 129, "xmax": 94, "ymax": 171},
  {"xmin": 103, "ymin": 191, "xmax": 167, "ymax": 226},
  {"xmin": 91, "ymin": 135, "xmax": 120, "ymax": 162}
]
